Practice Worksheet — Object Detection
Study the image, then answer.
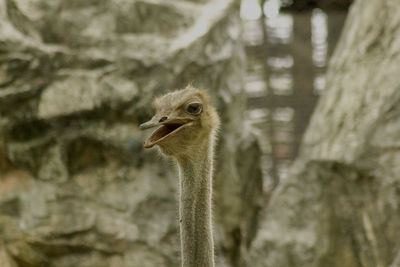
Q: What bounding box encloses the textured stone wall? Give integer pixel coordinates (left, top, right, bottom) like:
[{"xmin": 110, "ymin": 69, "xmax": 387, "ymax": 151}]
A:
[
  {"xmin": 248, "ymin": 0, "xmax": 400, "ymax": 266},
  {"xmin": 0, "ymin": 0, "xmax": 263, "ymax": 266}
]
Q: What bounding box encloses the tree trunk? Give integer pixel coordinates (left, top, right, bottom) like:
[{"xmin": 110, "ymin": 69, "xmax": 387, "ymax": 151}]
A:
[{"xmin": 248, "ymin": 0, "xmax": 400, "ymax": 266}]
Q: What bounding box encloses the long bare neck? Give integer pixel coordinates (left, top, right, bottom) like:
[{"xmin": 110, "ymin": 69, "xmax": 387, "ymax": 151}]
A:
[{"xmin": 177, "ymin": 134, "xmax": 215, "ymax": 267}]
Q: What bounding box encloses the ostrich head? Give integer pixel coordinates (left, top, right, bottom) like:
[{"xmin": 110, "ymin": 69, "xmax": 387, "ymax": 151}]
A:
[{"xmin": 140, "ymin": 86, "xmax": 220, "ymax": 157}]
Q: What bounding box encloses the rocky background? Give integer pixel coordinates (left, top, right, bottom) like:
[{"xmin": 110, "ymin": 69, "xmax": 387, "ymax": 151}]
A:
[
  {"xmin": 0, "ymin": 0, "xmax": 264, "ymax": 266},
  {"xmin": 249, "ymin": 0, "xmax": 400, "ymax": 266},
  {"xmin": 2, "ymin": 0, "xmax": 400, "ymax": 266}
]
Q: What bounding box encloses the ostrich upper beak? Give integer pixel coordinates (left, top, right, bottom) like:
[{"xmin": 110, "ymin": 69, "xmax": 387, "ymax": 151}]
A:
[
  {"xmin": 140, "ymin": 116, "xmax": 193, "ymax": 148},
  {"xmin": 139, "ymin": 116, "xmax": 162, "ymax": 130}
]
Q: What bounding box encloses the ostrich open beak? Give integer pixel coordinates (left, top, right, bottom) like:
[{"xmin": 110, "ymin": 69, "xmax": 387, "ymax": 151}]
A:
[{"xmin": 140, "ymin": 117, "xmax": 193, "ymax": 148}]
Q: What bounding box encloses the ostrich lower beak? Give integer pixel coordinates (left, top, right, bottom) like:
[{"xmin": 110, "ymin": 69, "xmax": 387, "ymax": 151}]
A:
[{"xmin": 140, "ymin": 117, "xmax": 193, "ymax": 148}]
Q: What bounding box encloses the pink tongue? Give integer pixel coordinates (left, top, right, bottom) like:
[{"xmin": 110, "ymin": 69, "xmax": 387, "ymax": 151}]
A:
[{"xmin": 149, "ymin": 125, "xmax": 171, "ymax": 143}]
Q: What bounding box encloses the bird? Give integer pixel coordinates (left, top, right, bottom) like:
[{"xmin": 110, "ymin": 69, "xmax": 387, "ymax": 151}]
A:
[{"xmin": 140, "ymin": 85, "xmax": 220, "ymax": 267}]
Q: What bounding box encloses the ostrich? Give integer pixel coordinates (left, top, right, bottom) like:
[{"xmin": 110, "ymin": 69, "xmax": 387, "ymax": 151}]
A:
[{"xmin": 140, "ymin": 86, "xmax": 220, "ymax": 267}]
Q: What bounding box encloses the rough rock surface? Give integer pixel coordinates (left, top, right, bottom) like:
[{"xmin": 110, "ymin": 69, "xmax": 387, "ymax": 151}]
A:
[
  {"xmin": 248, "ymin": 0, "xmax": 400, "ymax": 266},
  {"xmin": 0, "ymin": 0, "xmax": 263, "ymax": 266}
]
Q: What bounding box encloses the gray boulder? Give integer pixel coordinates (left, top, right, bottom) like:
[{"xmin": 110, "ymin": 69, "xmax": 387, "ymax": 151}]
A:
[
  {"xmin": 248, "ymin": 0, "xmax": 400, "ymax": 266},
  {"xmin": 0, "ymin": 0, "xmax": 263, "ymax": 266}
]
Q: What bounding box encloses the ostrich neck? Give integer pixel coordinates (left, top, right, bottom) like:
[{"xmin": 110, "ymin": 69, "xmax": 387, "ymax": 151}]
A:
[{"xmin": 177, "ymin": 135, "xmax": 215, "ymax": 267}]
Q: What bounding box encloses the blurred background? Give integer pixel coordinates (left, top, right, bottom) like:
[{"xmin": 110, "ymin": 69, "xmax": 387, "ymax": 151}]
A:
[
  {"xmin": 240, "ymin": 0, "xmax": 349, "ymax": 189},
  {"xmin": 2, "ymin": 0, "xmax": 400, "ymax": 267}
]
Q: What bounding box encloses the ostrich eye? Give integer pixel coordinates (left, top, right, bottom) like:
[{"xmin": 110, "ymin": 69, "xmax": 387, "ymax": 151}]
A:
[{"xmin": 186, "ymin": 102, "xmax": 202, "ymax": 115}]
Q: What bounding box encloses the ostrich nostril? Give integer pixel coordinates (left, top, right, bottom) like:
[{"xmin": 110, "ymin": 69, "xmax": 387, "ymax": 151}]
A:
[{"xmin": 159, "ymin": 116, "xmax": 168, "ymax": 123}]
